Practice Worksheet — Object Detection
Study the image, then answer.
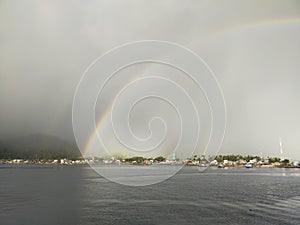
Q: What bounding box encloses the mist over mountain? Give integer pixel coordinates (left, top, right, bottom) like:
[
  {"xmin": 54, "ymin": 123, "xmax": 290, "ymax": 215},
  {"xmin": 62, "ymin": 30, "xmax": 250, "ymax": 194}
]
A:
[
  {"xmin": 0, "ymin": 1, "xmax": 299, "ymax": 159},
  {"xmin": 0, "ymin": 134, "xmax": 81, "ymax": 160}
]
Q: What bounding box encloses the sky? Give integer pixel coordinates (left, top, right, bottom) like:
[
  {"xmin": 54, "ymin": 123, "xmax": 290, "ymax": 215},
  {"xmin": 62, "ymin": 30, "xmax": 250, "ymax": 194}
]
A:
[{"xmin": 0, "ymin": 0, "xmax": 300, "ymax": 159}]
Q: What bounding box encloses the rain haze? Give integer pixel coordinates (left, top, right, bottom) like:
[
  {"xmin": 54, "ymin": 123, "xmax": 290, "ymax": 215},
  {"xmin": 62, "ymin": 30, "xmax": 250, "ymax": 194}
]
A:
[{"xmin": 1, "ymin": 0, "xmax": 300, "ymax": 159}]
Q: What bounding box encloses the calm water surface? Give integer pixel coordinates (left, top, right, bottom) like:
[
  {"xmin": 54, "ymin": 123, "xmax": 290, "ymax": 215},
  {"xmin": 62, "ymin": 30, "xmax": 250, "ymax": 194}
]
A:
[{"xmin": 0, "ymin": 165, "xmax": 299, "ymax": 225}]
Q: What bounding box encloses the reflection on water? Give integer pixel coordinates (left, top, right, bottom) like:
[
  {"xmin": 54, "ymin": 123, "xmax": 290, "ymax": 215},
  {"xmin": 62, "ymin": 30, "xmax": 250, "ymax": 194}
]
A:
[
  {"xmin": 0, "ymin": 165, "xmax": 82, "ymax": 225},
  {"xmin": 0, "ymin": 165, "xmax": 299, "ymax": 225}
]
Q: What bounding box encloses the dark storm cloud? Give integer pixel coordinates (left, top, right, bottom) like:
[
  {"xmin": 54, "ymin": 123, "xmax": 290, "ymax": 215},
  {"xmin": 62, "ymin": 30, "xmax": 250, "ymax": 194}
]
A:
[{"xmin": 0, "ymin": 0, "xmax": 299, "ymax": 158}]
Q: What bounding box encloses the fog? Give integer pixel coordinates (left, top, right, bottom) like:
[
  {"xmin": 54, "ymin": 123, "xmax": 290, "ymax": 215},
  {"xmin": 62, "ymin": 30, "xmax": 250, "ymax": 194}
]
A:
[{"xmin": 1, "ymin": 0, "xmax": 300, "ymax": 159}]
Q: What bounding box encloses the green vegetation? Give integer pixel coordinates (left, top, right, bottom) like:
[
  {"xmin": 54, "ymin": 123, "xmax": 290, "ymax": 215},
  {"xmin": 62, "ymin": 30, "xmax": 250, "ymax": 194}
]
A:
[
  {"xmin": 268, "ymin": 157, "xmax": 281, "ymax": 163},
  {"xmin": 124, "ymin": 156, "xmax": 145, "ymax": 163},
  {"xmin": 154, "ymin": 156, "xmax": 166, "ymax": 162},
  {"xmin": 214, "ymin": 154, "xmax": 263, "ymax": 162},
  {"xmin": 123, "ymin": 156, "xmax": 166, "ymax": 164},
  {"xmin": 213, "ymin": 155, "xmax": 290, "ymax": 163}
]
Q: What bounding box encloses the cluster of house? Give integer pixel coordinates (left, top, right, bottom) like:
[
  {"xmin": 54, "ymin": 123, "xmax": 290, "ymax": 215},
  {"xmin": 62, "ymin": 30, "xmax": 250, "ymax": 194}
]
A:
[
  {"xmin": 0, "ymin": 158, "xmax": 89, "ymax": 165},
  {"xmin": 1, "ymin": 157, "xmax": 300, "ymax": 168},
  {"xmin": 208, "ymin": 158, "xmax": 300, "ymax": 168},
  {"xmin": 102, "ymin": 158, "xmax": 181, "ymax": 165}
]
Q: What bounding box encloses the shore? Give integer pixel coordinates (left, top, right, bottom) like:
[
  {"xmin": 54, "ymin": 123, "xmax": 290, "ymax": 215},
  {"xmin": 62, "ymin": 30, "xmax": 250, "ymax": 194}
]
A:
[{"xmin": 1, "ymin": 160, "xmax": 300, "ymax": 169}]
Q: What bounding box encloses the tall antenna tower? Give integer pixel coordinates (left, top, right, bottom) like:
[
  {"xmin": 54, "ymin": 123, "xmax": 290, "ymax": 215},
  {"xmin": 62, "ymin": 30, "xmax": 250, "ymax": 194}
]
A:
[{"xmin": 279, "ymin": 137, "xmax": 284, "ymax": 160}]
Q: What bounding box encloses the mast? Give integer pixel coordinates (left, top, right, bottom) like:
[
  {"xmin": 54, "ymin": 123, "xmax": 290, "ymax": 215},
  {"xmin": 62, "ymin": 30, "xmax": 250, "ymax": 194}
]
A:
[{"xmin": 279, "ymin": 137, "xmax": 284, "ymax": 160}]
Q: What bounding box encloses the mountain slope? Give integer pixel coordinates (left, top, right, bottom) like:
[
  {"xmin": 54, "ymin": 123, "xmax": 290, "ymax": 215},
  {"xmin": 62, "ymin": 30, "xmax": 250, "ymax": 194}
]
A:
[{"xmin": 0, "ymin": 134, "xmax": 82, "ymax": 160}]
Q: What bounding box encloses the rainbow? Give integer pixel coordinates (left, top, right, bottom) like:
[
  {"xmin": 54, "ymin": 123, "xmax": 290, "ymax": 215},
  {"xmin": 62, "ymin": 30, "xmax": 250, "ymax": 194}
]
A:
[
  {"xmin": 82, "ymin": 105, "xmax": 112, "ymax": 157},
  {"xmin": 82, "ymin": 65, "xmax": 152, "ymax": 157},
  {"xmin": 198, "ymin": 17, "xmax": 300, "ymax": 42},
  {"xmin": 82, "ymin": 17, "xmax": 300, "ymax": 157}
]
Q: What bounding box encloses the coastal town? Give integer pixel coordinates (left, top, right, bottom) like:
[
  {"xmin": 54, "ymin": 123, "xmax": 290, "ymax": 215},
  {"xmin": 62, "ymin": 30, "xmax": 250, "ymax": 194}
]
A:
[{"xmin": 1, "ymin": 154, "xmax": 299, "ymax": 168}]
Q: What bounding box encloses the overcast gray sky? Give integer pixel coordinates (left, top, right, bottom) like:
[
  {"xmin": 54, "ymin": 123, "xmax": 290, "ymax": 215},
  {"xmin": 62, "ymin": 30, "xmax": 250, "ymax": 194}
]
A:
[{"xmin": 0, "ymin": 0, "xmax": 300, "ymax": 159}]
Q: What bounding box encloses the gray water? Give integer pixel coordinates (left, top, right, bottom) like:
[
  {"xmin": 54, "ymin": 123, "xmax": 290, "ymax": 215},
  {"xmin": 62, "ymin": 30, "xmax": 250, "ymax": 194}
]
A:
[{"xmin": 0, "ymin": 165, "xmax": 299, "ymax": 225}]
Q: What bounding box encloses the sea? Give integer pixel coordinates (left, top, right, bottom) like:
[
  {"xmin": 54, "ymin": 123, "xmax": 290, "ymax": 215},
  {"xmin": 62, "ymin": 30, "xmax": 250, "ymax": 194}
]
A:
[{"xmin": 0, "ymin": 165, "xmax": 299, "ymax": 225}]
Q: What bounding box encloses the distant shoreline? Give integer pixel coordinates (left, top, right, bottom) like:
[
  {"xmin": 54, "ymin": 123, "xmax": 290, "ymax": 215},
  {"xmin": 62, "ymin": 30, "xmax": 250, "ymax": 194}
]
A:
[
  {"xmin": 1, "ymin": 162, "xmax": 299, "ymax": 169},
  {"xmin": 1, "ymin": 153, "xmax": 299, "ymax": 168}
]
